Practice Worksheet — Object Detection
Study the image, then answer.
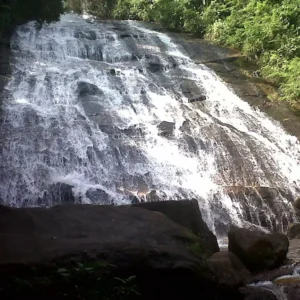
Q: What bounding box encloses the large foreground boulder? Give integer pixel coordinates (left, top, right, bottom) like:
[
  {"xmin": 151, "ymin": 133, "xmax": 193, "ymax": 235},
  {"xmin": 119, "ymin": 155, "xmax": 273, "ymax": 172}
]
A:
[
  {"xmin": 134, "ymin": 199, "xmax": 220, "ymax": 255},
  {"xmin": 0, "ymin": 204, "xmax": 221, "ymax": 300},
  {"xmin": 228, "ymin": 227, "xmax": 289, "ymax": 272}
]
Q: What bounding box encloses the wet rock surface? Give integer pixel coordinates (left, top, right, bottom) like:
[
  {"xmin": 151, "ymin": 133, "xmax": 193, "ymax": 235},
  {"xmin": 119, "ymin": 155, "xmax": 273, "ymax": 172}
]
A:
[
  {"xmin": 240, "ymin": 286, "xmax": 278, "ymax": 300},
  {"xmin": 173, "ymin": 33, "xmax": 300, "ymax": 140},
  {"xmin": 288, "ymin": 223, "xmax": 300, "ymax": 239},
  {"xmin": 228, "ymin": 226, "xmax": 289, "ymax": 272},
  {"xmin": 0, "ymin": 34, "xmax": 11, "ymax": 107},
  {"xmin": 246, "ymin": 267, "xmax": 294, "ymax": 284},
  {"xmin": 157, "ymin": 121, "xmax": 175, "ymax": 137}
]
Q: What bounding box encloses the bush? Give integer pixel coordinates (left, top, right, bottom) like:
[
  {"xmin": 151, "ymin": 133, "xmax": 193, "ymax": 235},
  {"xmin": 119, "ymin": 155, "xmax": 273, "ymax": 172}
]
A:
[{"xmin": 203, "ymin": 0, "xmax": 300, "ymax": 105}]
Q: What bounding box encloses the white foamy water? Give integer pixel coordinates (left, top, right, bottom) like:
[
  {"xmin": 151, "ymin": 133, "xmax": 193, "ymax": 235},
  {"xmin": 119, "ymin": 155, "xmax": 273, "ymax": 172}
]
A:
[{"xmin": 0, "ymin": 14, "xmax": 299, "ymax": 236}]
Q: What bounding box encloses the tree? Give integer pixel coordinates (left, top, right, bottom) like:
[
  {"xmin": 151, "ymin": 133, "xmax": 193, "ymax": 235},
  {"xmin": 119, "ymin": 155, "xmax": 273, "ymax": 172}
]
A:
[{"xmin": 0, "ymin": 0, "xmax": 64, "ymax": 35}]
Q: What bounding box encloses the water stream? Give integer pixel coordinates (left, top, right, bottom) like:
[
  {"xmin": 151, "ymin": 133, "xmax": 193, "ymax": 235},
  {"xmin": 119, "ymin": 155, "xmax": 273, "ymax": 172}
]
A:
[{"xmin": 1, "ymin": 14, "xmax": 300, "ymax": 237}]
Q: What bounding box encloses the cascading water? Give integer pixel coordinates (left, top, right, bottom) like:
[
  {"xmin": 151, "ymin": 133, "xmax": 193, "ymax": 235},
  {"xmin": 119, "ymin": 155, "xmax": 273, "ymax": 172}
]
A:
[{"xmin": 1, "ymin": 14, "xmax": 300, "ymax": 237}]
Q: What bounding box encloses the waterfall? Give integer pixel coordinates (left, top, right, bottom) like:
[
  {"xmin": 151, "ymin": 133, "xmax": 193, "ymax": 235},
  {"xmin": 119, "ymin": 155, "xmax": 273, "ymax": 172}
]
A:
[{"xmin": 1, "ymin": 14, "xmax": 300, "ymax": 237}]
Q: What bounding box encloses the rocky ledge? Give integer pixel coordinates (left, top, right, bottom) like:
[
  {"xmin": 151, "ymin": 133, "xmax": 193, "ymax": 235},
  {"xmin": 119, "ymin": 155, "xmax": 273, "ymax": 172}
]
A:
[
  {"xmin": 0, "ymin": 200, "xmax": 223, "ymax": 300},
  {"xmin": 0, "ymin": 200, "xmax": 299, "ymax": 300}
]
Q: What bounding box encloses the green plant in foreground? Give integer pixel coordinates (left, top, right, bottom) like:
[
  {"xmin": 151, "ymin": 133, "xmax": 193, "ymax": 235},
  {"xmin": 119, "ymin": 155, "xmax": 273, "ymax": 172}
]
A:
[
  {"xmin": 1, "ymin": 261, "xmax": 140, "ymax": 300},
  {"xmin": 185, "ymin": 231, "xmax": 206, "ymax": 258}
]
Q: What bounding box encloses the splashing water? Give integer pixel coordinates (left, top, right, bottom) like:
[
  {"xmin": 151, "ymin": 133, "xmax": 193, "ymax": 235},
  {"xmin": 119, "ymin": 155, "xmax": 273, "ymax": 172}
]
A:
[{"xmin": 1, "ymin": 14, "xmax": 300, "ymax": 236}]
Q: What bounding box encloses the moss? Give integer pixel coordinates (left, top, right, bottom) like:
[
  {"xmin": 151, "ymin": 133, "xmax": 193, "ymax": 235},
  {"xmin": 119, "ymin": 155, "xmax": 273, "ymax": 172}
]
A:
[{"xmin": 184, "ymin": 231, "xmax": 206, "ymax": 258}]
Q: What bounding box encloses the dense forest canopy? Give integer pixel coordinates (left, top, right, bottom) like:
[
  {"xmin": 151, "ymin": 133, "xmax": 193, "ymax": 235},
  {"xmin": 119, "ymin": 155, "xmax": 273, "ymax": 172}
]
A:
[{"xmin": 0, "ymin": 0, "xmax": 299, "ymax": 106}]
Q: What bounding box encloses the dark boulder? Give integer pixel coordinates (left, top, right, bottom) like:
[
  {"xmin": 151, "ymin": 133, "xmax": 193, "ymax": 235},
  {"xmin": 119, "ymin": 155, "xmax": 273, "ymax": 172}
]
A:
[
  {"xmin": 148, "ymin": 62, "xmax": 164, "ymax": 73},
  {"xmin": 180, "ymin": 80, "xmax": 206, "ymax": 103},
  {"xmin": 255, "ymin": 187, "xmax": 279, "ymax": 200},
  {"xmin": 77, "ymin": 82, "xmax": 103, "ymax": 97},
  {"xmin": 85, "ymin": 188, "xmax": 111, "ymax": 204},
  {"xmin": 109, "ymin": 68, "xmax": 117, "ymax": 75},
  {"xmin": 293, "ymin": 197, "xmax": 300, "ymax": 211},
  {"xmin": 208, "ymin": 251, "xmax": 250, "ymax": 289},
  {"xmin": 189, "ymin": 95, "xmax": 207, "ymax": 103},
  {"xmin": 228, "ymin": 226, "xmax": 289, "ymax": 272},
  {"xmin": 99, "ymin": 124, "xmax": 122, "ymax": 135},
  {"xmin": 133, "ymin": 199, "xmax": 219, "ymax": 256},
  {"xmin": 146, "ymin": 190, "xmax": 161, "ymax": 202},
  {"xmin": 287, "ymin": 223, "xmax": 300, "ymax": 239},
  {"xmin": 47, "ymin": 182, "xmax": 75, "ymax": 204},
  {"xmin": 157, "ymin": 121, "xmax": 175, "ymax": 137},
  {"xmin": 0, "ymin": 204, "xmax": 221, "ymax": 300},
  {"xmin": 286, "ymin": 285, "xmax": 300, "ymax": 300},
  {"xmin": 240, "ymin": 287, "xmax": 278, "ymax": 300}
]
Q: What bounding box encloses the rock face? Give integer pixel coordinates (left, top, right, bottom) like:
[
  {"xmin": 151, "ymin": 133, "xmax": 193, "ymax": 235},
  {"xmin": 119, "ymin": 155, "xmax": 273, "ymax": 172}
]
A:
[
  {"xmin": 208, "ymin": 251, "xmax": 250, "ymax": 289},
  {"xmin": 223, "ymin": 185, "xmax": 292, "ymax": 232},
  {"xmin": 228, "ymin": 227, "xmax": 289, "ymax": 272},
  {"xmin": 0, "ymin": 203, "xmax": 222, "ymax": 299},
  {"xmin": 287, "ymin": 223, "xmax": 300, "ymax": 239},
  {"xmin": 240, "ymin": 286, "xmax": 278, "ymax": 300},
  {"xmin": 286, "ymin": 285, "xmax": 300, "ymax": 300},
  {"xmin": 0, "ymin": 34, "xmax": 11, "ymax": 102},
  {"xmin": 246, "ymin": 267, "xmax": 293, "ymax": 284},
  {"xmin": 287, "ymin": 239, "xmax": 300, "ymax": 263},
  {"xmin": 134, "ymin": 199, "xmax": 220, "ymax": 256},
  {"xmin": 51, "ymin": 182, "xmax": 75, "ymax": 204}
]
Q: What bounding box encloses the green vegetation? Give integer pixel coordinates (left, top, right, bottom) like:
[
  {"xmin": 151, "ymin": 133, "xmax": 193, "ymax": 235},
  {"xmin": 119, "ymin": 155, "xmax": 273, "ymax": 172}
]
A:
[
  {"xmin": 1, "ymin": 261, "xmax": 140, "ymax": 299},
  {"xmin": 111, "ymin": 0, "xmax": 300, "ymax": 107},
  {"xmin": 203, "ymin": 0, "xmax": 300, "ymax": 108},
  {"xmin": 65, "ymin": 0, "xmax": 118, "ymax": 18},
  {"xmin": 0, "ymin": 0, "xmax": 64, "ymax": 36}
]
